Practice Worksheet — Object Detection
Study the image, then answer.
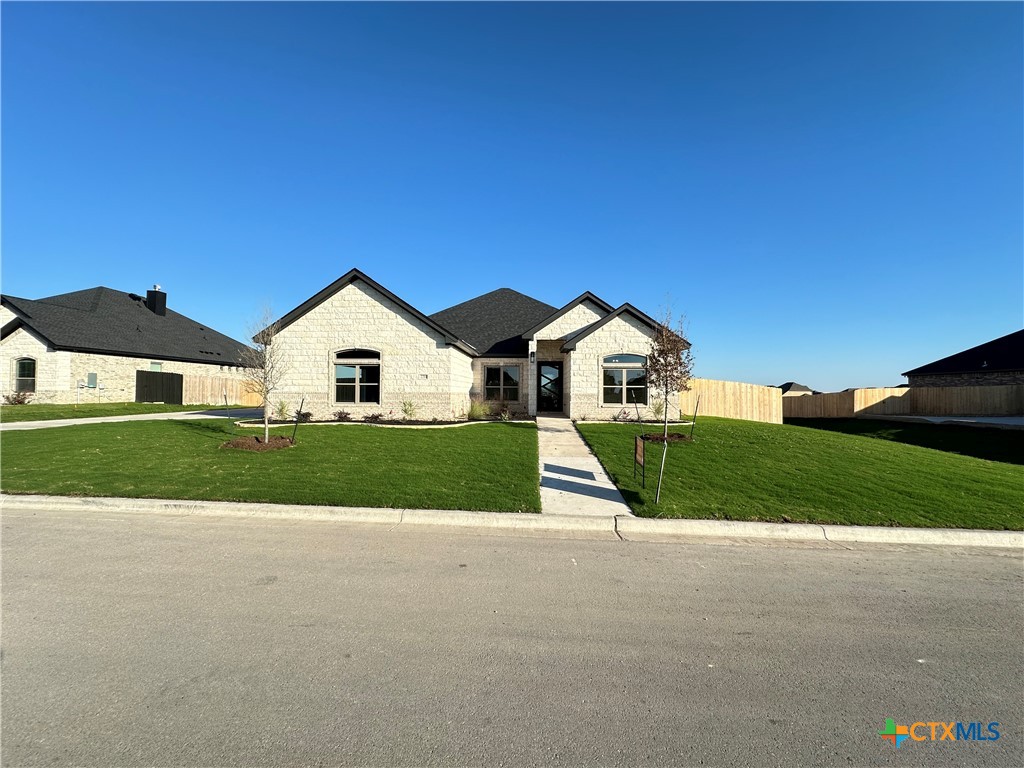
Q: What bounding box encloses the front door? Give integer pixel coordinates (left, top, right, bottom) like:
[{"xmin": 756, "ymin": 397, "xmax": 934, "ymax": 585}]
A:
[{"xmin": 537, "ymin": 362, "xmax": 563, "ymax": 412}]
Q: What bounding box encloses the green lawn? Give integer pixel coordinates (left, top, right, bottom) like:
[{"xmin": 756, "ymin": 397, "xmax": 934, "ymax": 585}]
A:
[
  {"xmin": 0, "ymin": 402, "xmax": 245, "ymax": 423},
  {"xmin": 0, "ymin": 420, "xmax": 541, "ymax": 512},
  {"xmin": 576, "ymin": 418, "xmax": 1024, "ymax": 529},
  {"xmin": 785, "ymin": 418, "xmax": 1024, "ymax": 466}
]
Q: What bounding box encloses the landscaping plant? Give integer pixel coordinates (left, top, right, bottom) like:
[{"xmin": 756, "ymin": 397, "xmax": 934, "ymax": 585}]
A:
[
  {"xmin": 646, "ymin": 308, "xmax": 694, "ymax": 503},
  {"xmin": 241, "ymin": 306, "xmax": 288, "ymax": 443}
]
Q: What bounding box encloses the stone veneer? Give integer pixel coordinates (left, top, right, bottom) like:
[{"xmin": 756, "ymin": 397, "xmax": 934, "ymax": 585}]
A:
[
  {"xmin": 271, "ymin": 280, "xmax": 473, "ymax": 421},
  {"xmin": 471, "ymin": 358, "xmax": 529, "ymax": 416},
  {"xmin": 568, "ymin": 312, "xmax": 668, "ymax": 422},
  {"xmin": 526, "ymin": 300, "xmax": 608, "ymax": 416},
  {"xmin": 907, "ymin": 371, "xmax": 1024, "ymax": 387},
  {"xmin": 0, "ymin": 325, "xmax": 246, "ymax": 404}
]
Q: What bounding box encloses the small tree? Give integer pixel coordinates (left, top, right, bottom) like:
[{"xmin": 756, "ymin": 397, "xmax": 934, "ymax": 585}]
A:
[
  {"xmin": 240, "ymin": 306, "xmax": 288, "ymax": 443},
  {"xmin": 646, "ymin": 308, "xmax": 694, "ymax": 504}
]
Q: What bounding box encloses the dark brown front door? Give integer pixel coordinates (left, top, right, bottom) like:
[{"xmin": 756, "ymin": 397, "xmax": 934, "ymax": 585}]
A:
[{"xmin": 537, "ymin": 362, "xmax": 563, "ymax": 412}]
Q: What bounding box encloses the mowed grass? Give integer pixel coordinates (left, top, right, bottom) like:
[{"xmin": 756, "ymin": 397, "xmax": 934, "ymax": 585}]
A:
[
  {"xmin": 1, "ymin": 420, "xmax": 541, "ymax": 512},
  {"xmin": 785, "ymin": 418, "xmax": 1024, "ymax": 466},
  {"xmin": 577, "ymin": 418, "xmax": 1024, "ymax": 529},
  {"xmin": 0, "ymin": 402, "xmax": 243, "ymax": 423}
]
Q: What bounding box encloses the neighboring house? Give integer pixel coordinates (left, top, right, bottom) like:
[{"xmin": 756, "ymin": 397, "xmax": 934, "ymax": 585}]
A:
[
  {"xmin": 1, "ymin": 286, "xmax": 249, "ymax": 404},
  {"xmin": 777, "ymin": 382, "xmax": 814, "ymax": 397},
  {"xmin": 265, "ymin": 268, "xmax": 686, "ymax": 421},
  {"xmin": 902, "ymin": 329, "xmax": 1024, "ymax": 387}
]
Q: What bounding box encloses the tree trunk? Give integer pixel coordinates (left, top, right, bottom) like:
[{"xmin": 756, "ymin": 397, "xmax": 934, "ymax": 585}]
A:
[
  {"xmin": 656, "ymin": 383, "xmax": 670, "ymax": 504},
  {"xmin": 263, "ymin": 398, "xmax": 270, "ymax": 443}
]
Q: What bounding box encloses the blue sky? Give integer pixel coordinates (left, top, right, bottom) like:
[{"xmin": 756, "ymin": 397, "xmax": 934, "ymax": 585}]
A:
[{"xmin": 3, "ymin": 2, "xmax": 1021, "ymax": 391}]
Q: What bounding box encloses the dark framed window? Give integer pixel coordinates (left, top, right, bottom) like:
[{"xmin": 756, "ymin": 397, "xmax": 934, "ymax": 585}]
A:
[
  {"xmin": 484, "ymin": 365, "xmax": 519, "ymax": 401},
  {"xmin": 334, "ymin": 349, "xmax": 381, "ymax": 404},
  {"xmin": 602, "ymin": 354, "xmax": 647, "ymax": 405},
  {"xmin": 15, "ymin": 358, "xmax": 36, "ymax": 393}
]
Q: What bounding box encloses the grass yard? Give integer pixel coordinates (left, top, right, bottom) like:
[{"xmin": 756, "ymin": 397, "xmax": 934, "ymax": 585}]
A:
[
  {"xmin": 0, "ymin": 420, "xmax": 541, "ymax": 512},
  {"xmin": 0, "ymin": 402, "xmax": 244, "ymax": 423},
  {"xmin": 576, "ymin": 418, "xmax": 1024, "ymax": 529},
  {"xmin": 785, "ymin": 417, "xmax": 1024, "ymax": 466}
]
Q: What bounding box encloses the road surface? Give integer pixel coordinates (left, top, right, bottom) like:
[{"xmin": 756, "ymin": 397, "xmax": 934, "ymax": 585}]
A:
[{"xmin": 2, "ymin": 505, "xmax": 1021, "ymax": 767}]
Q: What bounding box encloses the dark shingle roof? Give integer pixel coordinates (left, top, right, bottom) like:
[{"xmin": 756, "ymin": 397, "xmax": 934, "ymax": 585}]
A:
[
  {"xmin": 778, "ymin": 382, "xmax": 813, "ymax": 394},
  {"xmin": 430, "ymin": 288, "xmax": 557, "ymax": 357},
  {"xmin": 902, "ymin": 329, "xmax": 1024, "ymax": 377},
  {"xmin": 1, "ymin": 287, "xmax": 249, "ymax": 366}
]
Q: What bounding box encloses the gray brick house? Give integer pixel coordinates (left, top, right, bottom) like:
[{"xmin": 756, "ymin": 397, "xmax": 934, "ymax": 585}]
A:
[
  {"xmin": 902, "ymin": 329, "xmax": 1024, "ymax": 387},
  {"xmin": 265, "ymin": 269, "xmax": 685, "ymax": 421}
]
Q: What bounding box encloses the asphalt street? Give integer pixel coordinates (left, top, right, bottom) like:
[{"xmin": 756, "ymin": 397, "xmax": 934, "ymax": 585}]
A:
[{"xmin": 2, "ymin": 506, "xmax": 1021, "ymax": 767}]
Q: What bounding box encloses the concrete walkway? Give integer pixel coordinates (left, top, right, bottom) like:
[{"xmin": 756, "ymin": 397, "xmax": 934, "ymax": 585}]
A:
[
  {"xmin": 0, "ymin": 408, "xmax": 264, "ymax": 431},
  {"xmin": 536, "ymin": 415, "xmax": 632, "ymax": 517}
]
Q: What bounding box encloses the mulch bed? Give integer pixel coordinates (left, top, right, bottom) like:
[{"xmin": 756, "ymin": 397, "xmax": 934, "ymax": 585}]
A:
[
  {"xmin": 641, "ymin": 433, "xmax": 693, "ymax": 443},
  {"xmin": 221, "ymin": 436, "xmax": 295, "ymax": 452}
]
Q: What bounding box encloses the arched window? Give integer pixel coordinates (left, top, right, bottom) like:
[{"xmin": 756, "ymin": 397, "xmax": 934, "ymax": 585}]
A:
[
  {"xmin": 602, "ymin": 354, "xmax": 647, "ymax": 406},
  {"xmin": 334, "ymin": 349, "xmax": 381, "ymax": 404},
  {"xmin": 15, "ymin": 358, "xmax": 36, "ymax": 393}
]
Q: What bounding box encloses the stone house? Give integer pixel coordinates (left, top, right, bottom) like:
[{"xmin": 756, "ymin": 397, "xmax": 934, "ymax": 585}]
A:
[
  {"xmin": 902, "ymin": 329, "xmax": 1024, "ymax": 387},
  {"xmin": 266, "ymin": 269, "xmax": 686, "ymax": 421},
  {"xmin": 1, "ymin": 286, "xmax": 249, "ymax": 404}
]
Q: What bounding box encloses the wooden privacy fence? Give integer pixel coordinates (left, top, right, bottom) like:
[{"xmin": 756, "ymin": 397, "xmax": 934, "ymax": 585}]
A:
[
  {"xmin": 679, "ymin": 378, "xmax": 783, "ymax": 424},
  {"xmin": 182, "ymin": 374, "xmax": 262, "ymax": 407},
  {"xmin": 783, "ymin": 384, "xmax": 1024, "ymax": 419}
]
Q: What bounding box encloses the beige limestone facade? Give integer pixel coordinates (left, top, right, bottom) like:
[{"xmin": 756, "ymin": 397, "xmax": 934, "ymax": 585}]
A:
[
  {"xmin": 271, "ymin": 280, "xmax": 474, "ymax": 421},
  {"xmin": 0, "ymin": 326, "xmax": 245, "ymax": 404}
]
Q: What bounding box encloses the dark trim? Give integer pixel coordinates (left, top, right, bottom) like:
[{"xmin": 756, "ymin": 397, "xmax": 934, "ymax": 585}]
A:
[
  {"xmin": 1, "ymin": 317, "xmax": 58, "ymax": 347},
  {"xmin": 265, "ymin": 268, "xmax": 477, "ymax": 357},
  {"xmin": 560, "ymin": 303, "xmax": 689, "ymax": 352},
  {"xmin": 521, "ymin": 292, "xmax": 614, "ymax": 339}
]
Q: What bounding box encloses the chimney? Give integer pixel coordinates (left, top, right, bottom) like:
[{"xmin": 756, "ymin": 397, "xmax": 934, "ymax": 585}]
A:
[{"xmin": 146, "ymin": 285, "xmax": 167, "ymax": 316}]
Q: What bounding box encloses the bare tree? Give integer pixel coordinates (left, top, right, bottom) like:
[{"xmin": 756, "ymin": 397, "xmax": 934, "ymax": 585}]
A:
[
  {"xmin": 646, "ymin": 308, "xmax": 694, "ymax": 504},
  {"xmin": 240, "ymin": 306, "xmax": 288, "ymax": 443}
]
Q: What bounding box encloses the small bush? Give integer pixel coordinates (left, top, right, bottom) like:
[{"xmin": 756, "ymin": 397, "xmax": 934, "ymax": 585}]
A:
[
  {"xmin": 334, "ymin": 410, "xmax": 352, "ymax": 422},
  {"xmin": 401, "ymin": 400, "xmax": 417, "ymax": 421},
  {"xmin": 611, "ymin": 408, "xmax": 632, "ymax": 422},
  {"xmin": 295, "ymin": 410, "xmax": 313, "ymax": 423},
  {"xmin": 3, "ymin": 392, "xmax": 33, "ymax": 405},
  {"xmin": 362, "ymin": 412, "xmax": 384, "ymax": 423},
  {"xmin": 275, "ymin": 400, "xmax": 290, "ymax": 420},
  {"xmin": 467, "ymin": 398, "xmax": 491, "ymax": 421},
  {"xmin": 498, "ymin": 403, "xmax": 513, "ymax": 421},
  {"xmin": 650, "ymin": 398, "xmax": 666, "ymax": 422}
]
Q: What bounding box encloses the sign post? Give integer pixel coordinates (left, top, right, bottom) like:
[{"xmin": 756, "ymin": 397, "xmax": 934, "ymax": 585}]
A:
[{"xmin": 634, "ymin": 435, "xmax": 646, "ymax": 488}]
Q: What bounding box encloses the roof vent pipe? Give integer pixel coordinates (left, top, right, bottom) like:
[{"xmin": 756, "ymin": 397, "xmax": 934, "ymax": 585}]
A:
[{"xmin": 146, "ymin": 285, "xmax": 167, "ymax": 316}]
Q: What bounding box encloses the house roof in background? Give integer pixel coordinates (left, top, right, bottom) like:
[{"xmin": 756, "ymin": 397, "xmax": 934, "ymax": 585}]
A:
[
  {"xmin": 902, "ymin": 329, "xmax": 1024, "ymax": 377},
  {"xmin": 520, "ymin": 292, "xmax": 614, "ymax": 339},
  {"xmin": 430, "ymin": 288, "xmax": 557, "ymax": 357},
  {"xmin": 1, "ymin": 287, "xmax": 250, "ymax": 366},
  {"xmin": 777, "ymin": 381, "xmax": 813, "ymax": 394},
  {"xmin": 270, "ymin": 268, "xmax": 477, "ymax": 356}
]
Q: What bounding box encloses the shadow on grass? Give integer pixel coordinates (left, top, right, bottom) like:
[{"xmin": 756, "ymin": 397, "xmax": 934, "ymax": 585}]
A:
[
  {"xmin": 785, "ymin": 418, "xmax": 1024, "ymax": 466},
  {"xmin": 172, "ymin": 420, "xmax": 239, "ymax": 443}
]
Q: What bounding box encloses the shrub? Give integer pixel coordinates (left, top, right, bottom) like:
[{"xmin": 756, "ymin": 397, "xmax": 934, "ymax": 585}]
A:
[
  {"xmin": 275, "ymin": 400, "xmax": 289, "ymax": 420},
  {"xmin": 362, "ymin": 412, "xmax": 384, "ymax": 423},
  {"xmin": 467, "ymin": 397, "xmax": 491, "ymax": 421},
  {"xmin": 611, "ymin": 408, "xmax": 632, "ymax": 422},
  {"xmin": 650, "ymin": 397, "xmax": 666, "ymax": 422},
  {"xmin": 401, "ymin": 399, "xmax": 417, "ymax": 421},
  {"xmin": 333, "ymin": 410, "xmax": 352, "ymax": 422},
  {"xmin": 295, "ymin": 410, "xmax": 312, "ymax": 423},
  {"xmin": 3, "ymin": 392, "xmax": 33, "ymax": 405},
  {"xmin": 498, "ymin": 403, "xmax": 513, "ymax": 421}
]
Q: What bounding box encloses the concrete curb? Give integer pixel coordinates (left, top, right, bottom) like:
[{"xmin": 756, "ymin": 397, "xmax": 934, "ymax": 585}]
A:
[{"xmin": 1, "ymin": 495, "xmax": 1021, "ymax": 549}]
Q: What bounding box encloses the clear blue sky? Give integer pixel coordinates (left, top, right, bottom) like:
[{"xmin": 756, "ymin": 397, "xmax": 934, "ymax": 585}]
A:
[{"xmin": 3, "ymin": 2, "xmax": 1021, "ymax": 391}]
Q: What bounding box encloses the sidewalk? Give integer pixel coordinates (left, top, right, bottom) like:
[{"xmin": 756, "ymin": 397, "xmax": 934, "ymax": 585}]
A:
[
  {"xmin": 0, "ymin": 408, "xmax": 264, "ymax": 431},
  {"xmin": 536, "ymin": 415, "xmax": 632, "ymax": 517}
]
